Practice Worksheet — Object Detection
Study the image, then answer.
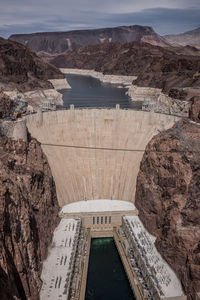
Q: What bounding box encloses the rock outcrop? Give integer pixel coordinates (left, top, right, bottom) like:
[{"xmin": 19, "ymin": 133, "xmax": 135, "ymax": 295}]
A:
[
  {"xmin": 52, "ymin": 42, "xmax": 200, "ymax": 94},
  {"xmin": 9, "ymin": 25, "xmax": 168, "ymax": 54},
  {"xmin": 135, "ymin": 120, "xmax": 200, "ymax": 298},
  {"xmin": 0, "ymin": 133, "xmax": 60, "ymax": 300},
  {"xmin": 189, "ymin": 96, "xmax": 200, "ymax": 123},
  {"xmin": 128, "ymin": 85, "xmax": 190, "ymax": 117},
  {"xmin": 0, "ymin": 37, "xmax": 64, "ymax": 92},
  {"xmin": 0, "ymin": 92, "xmax": 14, "ymax": 118}
]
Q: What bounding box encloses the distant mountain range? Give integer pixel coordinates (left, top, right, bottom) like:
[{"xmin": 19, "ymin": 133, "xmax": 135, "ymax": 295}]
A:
[
  {"xmin": 165, "ymin": 27, "xmax": 200, "ymax": 49},
  {"xmin": 3, "ymin": 24, "xmax": 200, "ymax": 97},
  {"xmin": 9, "ymin": 25, "xmax": 200, "ymax": 57},
  {"xmin": 9, "ymin": 25, "xmax": 169, "ymax": 54}
]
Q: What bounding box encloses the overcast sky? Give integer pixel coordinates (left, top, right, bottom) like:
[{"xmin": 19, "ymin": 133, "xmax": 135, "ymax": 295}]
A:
[{"xmin": 0, "ymin": 0, "xmax": 200, "ymax": 38}]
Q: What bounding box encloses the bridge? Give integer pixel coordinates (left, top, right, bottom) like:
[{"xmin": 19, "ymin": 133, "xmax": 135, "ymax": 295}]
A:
[{"xmin": 26, "ymin": 108, "xmax": 178, "ymax": 206}]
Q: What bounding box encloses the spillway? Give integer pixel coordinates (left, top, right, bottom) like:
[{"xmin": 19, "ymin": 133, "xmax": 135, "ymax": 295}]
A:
[{"xmin": 26, "ymin": 109, "xmax": 178, "ymax": 206}]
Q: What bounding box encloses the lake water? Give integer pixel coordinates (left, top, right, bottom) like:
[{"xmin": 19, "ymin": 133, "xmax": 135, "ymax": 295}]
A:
[
  {"xmin": 85, "ymin": 237, "xmax": 135, "ymax": 300},
  {"xmin": 62, "ymin": 74, "xmax": 142, "ymax": 109}
]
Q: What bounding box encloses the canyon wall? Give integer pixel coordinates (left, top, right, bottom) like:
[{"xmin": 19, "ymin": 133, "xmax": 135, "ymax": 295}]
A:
[
  {"xmin": 0, "ymin": 134, "xmax": 59, "ymax": 300},
  {"xmin": 135, "ymin": 120, "xmax": 200, "ymax": 298},
  {"xmin": 0, "ymin": 37, "xmax": 64, "ymax": 92},
  {"xmin": 26, "ymin": 109, "xmax": 178, "ymax": 206},
  {"xmin": 50, "ymin": 42, "xmax": 200, "ymax": 94}
]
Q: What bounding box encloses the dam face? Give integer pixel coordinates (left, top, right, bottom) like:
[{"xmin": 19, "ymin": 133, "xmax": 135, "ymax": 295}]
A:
[{"xmin": 26, "ymin": 109, "xmax": 178, "ymax": 206}]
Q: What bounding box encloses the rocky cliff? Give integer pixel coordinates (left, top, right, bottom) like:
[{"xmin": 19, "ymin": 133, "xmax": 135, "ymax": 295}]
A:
[
  {"xmin": 0, "ymin": 92, "xmax": 14, "ymax": 118},
  {"xmin": 189, "ymin": 96, "xmax": 200, "ymax": 123},
  {"xmin": 52, "ymin": 42, "xmax": 200, "ymax": 95},
  {"xmin": 0, "ymin": 37, "xmax": 64, "ymax": 92},
  {"xmin": 135, "ymin": 119, "xmax": 200, "ymax": 298},
  {"xmin": 9, "ymin": 25, "xmax": 168, "ymax": 54},
  {"xmin": 0, "ymin": 133, "xmax": 60, "ymax": 300}
]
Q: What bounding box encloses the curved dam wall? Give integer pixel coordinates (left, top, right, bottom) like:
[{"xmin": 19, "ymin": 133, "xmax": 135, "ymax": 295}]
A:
[{"xmin": 26, "ymin": 109, "xmax": 178, "ymax": 206}]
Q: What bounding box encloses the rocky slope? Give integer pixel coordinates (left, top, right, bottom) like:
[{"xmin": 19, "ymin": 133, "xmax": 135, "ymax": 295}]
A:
[
  {"xmin": 165, "ymin": 27, "xmax": 200, "ymax": 49},
  {"xmin": 0, "ymin": 37, "xmax": 64, "ymax": 92},
  {"xmin": 135, "ymin": 119, "xmax": 200, "ymax": 298},
  {"xmin": 189, "ymin": 96, "xmax": 200, "ymax": 123},
  {"xmin": 9, "ymin": 25, "xmax": 168, "ymax": 54},
  {"xmin": 0, "ymin": 133, "xmax": 60, "ymax": 300},
  {"xmin": 0, "ymin": 92, "xmax": 14, "ymax": 118},
  {"xmin": 52, "ymin": 42, "xmax": 200, "ymax": 95}
]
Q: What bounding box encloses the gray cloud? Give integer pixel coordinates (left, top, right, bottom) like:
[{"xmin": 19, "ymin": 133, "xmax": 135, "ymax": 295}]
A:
[{"xmin": 0, "ymin": 0, "xmax": 200, "ymax": 37}]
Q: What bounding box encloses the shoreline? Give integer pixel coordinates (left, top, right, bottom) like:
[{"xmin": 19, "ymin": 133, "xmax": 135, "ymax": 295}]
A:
[
  {"xmin": 60, "ymin": 68, "xmax": 136, "ymax": 87},
  {"xmin": 4, "ymin": 77, "xmax": 71, "ymax": 112},
  {"xmin": 48, "ymin": 78, "xmax": 71, "ymax": 90},
  {"xmin": 60, "ymin": 68, "xmax": 189, "ymax": 117}
]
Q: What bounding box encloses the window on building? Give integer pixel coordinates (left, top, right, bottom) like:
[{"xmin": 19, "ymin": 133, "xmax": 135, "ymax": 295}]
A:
[
  {"xmin": 93, "ymin": 217, "xmax": 95, "ymax": 224},
  {"xmin": 97, "ymin": 216, "xmax": 99, "ymax": 224},
  {"xmin": 109, "ymin": 216, "xmax": 111, "ymax": 224},
  {"xmin": 101, "ymin": 216, "xmax": 103, "ymax": 224},
  {"xmin": 105, "ymin": 216, "xmax": 107, "ymax": 224}
]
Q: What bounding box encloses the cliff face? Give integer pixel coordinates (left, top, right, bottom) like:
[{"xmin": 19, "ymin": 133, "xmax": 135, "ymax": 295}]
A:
[
  {"xmin": 0, "ymin": 37, "xmax": 64, "ymax": 92},
  {"xmin": 0, "ymin": 92, "xmax": 14, "ymax": 118},
  {"xmin": 135, "ymin": 120, "xmax": 200, "ymax": 298},
  {"xmin": 9, "ymin": 25, "xmax": 168, "ymax": 54},
  {"xmin": 0, "ymin": 134, "xmax": 60, "ymax": 300},
  {"xmin": 52, "ymin": 42, "xmax": 200, "ymax": 94},
  {"xmin": 189, "ymin": 96, "xmax": 200, "ymax": 123}
]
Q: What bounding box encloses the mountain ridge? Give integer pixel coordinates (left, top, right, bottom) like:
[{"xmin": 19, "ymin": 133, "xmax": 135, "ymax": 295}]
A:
[
  {"xmin": 9, "ymin": 25, "xmax": 169, "ymax": 54},
  {"xmin": 165, "ymin": 27, "xmax": 200, "ymax": 49},
  {"xmin": 0, "ymin": 37, "xmax": 64, "ymax": 92}
]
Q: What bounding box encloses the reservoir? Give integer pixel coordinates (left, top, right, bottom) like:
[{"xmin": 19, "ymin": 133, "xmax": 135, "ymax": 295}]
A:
[
  {"xmin": 85, "ymin": 238, "xmax": 135, "ymax": 300},
  {"xmin": 62, "ymin": 74, "xmax": 141, "ymax": 109}
]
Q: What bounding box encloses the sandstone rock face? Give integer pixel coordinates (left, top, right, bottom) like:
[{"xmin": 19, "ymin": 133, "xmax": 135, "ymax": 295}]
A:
[
  {"xmin": 0, "ymin": 37, "xmax": 64, "ymax": 92},
  {"xmin": 135, "ymin": 120, "xmax": 200, "ymax": 298},
  {"xmin": 9, "ymin": 25, "xmax": 168, "ymax": 54},
  {"xmin": 0, "ymin": 134, "xmax": 60, "ymax": 300}
]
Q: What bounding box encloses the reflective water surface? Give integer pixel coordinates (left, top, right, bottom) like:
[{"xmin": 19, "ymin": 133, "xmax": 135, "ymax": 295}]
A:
[
  {"xmin": 85, "ymin": 238, "xmax": 135, "ymax": 300},
  {"xmin": 62, "ymin": 74, "xmax": 142, "ymax": 109}
]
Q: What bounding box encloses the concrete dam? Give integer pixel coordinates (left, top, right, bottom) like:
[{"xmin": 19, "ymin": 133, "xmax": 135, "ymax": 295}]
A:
[{"xmin": 26, "ymin": 108, "xmax": 178, "ymax": 206}]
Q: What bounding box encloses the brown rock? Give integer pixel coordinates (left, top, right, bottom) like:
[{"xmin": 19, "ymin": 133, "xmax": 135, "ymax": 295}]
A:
[
  {"xmin": 9, "ymin": 25, "xmax": 168, "ymax": 54},
  {"xmin": 189, "ymin": 96, "xmax": 200, "ymax": 123},
  {"xmin": 0, "ymin": 133, "xmax": 60, "ymax": 299},
  {"xmin": 51, "ymin": 42, "xmax": 200, "ymax": 95},
  {"xmin": 135, "ymin": 120, "xmax": 200, "ymax": 298},
  {"xmin": 0, "ymin": 92, "xmax": 14, "ymax": 117},
  {"xmin": 0, "ymin": 37, "xmax": 64, "ymax": 92}
]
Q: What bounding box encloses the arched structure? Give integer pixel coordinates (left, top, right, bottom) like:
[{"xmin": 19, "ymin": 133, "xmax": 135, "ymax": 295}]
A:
[{"xmin": 26, "ymin": 109, "xmax": 178, "ymax": 206}]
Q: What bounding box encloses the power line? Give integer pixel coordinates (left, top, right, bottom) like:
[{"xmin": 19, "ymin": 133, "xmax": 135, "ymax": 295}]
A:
[
  {"xmin": 42, "ymin": 143, "xmax": 143, "ymax": 152},
  {"xmin": 41, "ymin": 143, "xmax": 199, "ymax": 153}
]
